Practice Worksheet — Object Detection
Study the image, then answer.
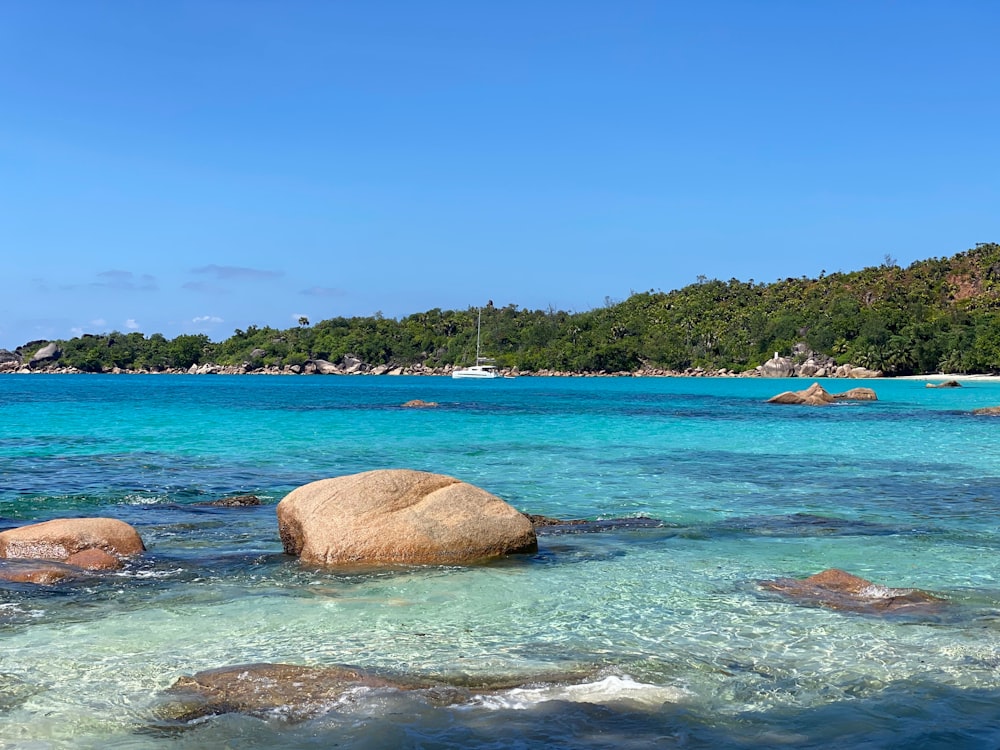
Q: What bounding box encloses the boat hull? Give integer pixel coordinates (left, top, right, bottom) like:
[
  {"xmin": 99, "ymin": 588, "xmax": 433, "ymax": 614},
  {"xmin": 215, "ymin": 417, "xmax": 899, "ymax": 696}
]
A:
[{"xmin": 451, "ymin": 366, "xmax": 500, "ymax": 379}]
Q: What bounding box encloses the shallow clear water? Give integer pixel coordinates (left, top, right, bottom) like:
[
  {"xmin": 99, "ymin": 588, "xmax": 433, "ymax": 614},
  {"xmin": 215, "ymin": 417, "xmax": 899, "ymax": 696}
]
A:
[{"xmin": 2, "ymin": 374, "xmax": 1000, "ymax": 748}]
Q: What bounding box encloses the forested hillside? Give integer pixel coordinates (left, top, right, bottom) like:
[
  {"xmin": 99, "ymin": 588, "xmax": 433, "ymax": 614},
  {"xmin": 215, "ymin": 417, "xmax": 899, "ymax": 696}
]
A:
[{"xmin": 10, "ymin": 242, "xmax": 1000, "ymax": 375}]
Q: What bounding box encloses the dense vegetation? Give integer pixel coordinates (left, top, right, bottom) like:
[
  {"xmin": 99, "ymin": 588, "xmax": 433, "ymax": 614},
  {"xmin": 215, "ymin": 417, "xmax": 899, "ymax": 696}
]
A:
[{"xmin": 14, "ymin": 243, "xmax": 1000, "ymax": 375}]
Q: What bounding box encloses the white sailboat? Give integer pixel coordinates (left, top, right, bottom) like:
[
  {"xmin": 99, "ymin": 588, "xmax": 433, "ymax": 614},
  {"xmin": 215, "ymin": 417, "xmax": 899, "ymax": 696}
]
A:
[{"xmin": 452, "ymin": 308, "xmax": 501, "ymax": 379}]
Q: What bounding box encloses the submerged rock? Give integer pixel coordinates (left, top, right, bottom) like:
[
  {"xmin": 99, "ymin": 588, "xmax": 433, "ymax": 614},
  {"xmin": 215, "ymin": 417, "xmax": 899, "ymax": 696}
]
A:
[
  {"xmin": 155, "ymin": 662, "xmax": 601, "ymax": 724},
  {"xmin": 0, "ymin": 559, "xmax": 87, "ymax": 585},
  {"xmin": 709, "ymin": 513, "xmax": 897, "ymax": 538},
  {"xmin": 973, "ymin": 406, "xmax": 1000, "ymax": 416},
  {"xmin": 277, "ymin": 469, "xmax": 537, "ymax": 565},
  {"xmin": 0, "ymin": 517, "xmax": 145, "ymax": 564},
  {"xmin": 158, "ymin": 663, "xmax": 432, "ymax": 722},
  {"xmin": 196, "ymin": 494, "xmax": 262, "ymax": 507},
  {"xmin": 759, "ymin": 568, "xmax": 945, "ymax": 615},
  {"xmin": 524, "ymin": 513, "xmax": 665, "ymax": 534}
]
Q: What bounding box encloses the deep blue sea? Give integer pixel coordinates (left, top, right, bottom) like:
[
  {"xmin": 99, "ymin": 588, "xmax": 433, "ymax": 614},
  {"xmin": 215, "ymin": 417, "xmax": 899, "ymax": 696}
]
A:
[{"xmin": 2, "ymin": 374, "xmax": 1000, "ymax": 749}]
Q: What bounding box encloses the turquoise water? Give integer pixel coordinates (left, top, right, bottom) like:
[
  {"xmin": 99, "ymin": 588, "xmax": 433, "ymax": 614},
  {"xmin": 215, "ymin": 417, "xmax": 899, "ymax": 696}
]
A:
[{"xmin": 2, "ymin": 374, "xmax": 1000, "ymax": 748}]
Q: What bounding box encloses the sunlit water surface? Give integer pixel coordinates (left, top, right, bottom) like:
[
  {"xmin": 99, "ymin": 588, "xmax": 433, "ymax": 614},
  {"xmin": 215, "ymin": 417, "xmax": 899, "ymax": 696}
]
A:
[{"xmin": 2, "ymin": 375, "xmax": 1000, "ymax": 748}]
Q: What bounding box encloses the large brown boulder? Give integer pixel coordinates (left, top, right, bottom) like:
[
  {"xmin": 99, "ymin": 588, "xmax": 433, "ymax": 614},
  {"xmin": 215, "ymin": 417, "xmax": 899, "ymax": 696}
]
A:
[
  {"xmin": 973, "ymin": 406, "xmax": 1000, "ymax": 416},
  {"xmin": 759, "ymin": 568, "xmax": 944, "ymax": 615},
  {"xmin": 0, "ymin": 518, "xmax": 145, "ymax": 563},
  {"xmin": 277, "ymin": 469, "xmax": 537, "ymax": 565}
]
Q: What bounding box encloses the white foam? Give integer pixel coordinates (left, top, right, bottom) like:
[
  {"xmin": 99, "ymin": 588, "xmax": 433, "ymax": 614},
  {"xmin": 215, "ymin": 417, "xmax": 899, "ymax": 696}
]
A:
[
  {"xmin": 0, "ymin": 602, "xmax": 43, "ymax": 618},
  {"xmin": 468, "ymin": 675, "xmax": 689, "ymax": 711}
]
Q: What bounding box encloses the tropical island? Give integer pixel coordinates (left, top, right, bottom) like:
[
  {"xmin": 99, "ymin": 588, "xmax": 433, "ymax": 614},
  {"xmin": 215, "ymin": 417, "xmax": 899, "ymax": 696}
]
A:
[{"xmin": 3, "ymin": 242, "xmax": 999, "ymax": 378}]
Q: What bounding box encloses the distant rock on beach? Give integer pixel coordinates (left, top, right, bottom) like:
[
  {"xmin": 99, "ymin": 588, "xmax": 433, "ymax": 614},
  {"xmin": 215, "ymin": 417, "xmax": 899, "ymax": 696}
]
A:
[{"xmin": 28, "ymin": 342, "xmax": 61, "ymax": 368}]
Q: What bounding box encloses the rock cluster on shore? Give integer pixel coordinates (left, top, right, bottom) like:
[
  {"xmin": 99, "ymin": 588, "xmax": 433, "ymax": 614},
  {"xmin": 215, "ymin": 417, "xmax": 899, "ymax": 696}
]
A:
[{"xmin": 0, "ymin": 337, "xmax": 898, "ymax": 377}]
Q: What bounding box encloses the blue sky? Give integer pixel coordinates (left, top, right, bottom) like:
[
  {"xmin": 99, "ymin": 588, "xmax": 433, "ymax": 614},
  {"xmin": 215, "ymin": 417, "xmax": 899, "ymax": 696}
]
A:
[{"xmin": 2, "ymin": 1, "xmax": 998, "ymax": 349}]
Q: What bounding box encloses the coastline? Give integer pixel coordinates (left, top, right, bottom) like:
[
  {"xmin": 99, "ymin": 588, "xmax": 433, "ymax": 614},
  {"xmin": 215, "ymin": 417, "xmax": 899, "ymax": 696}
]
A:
[{"xmin": 3, "ymin": 364, "xmax": 998, "ymax": 380}]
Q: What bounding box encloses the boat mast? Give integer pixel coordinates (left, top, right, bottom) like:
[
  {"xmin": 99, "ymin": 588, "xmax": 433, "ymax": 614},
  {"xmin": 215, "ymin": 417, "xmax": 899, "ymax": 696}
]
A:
[{"xmin": 475, "ymin": 308, "xmax": 482, "ymax": 364}]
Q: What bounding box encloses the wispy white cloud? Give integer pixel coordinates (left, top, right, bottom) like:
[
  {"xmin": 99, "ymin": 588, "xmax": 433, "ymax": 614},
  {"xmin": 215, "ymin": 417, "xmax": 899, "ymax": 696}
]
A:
[
  {"xmin": 300, "ymin": 286, "xmax": 346, "ymax": 298},
  {"xmin": 191, "ymin": 264, "xmax": 284, "ymax": 281},
  {"xmin": 94, "ymin": 271, "xmax": 157, "ymax": 291},
  {"xmin": 182, "ymin": 281, "xmax": 228, "ymax": 295},
  {"xmin": 193, "ymin": 315, "xmax": 223, "ymax": 324},
  {"xmin": 125, "ymin": 319, "xmax": 140, "ymax": 330},
  {"xmin": 58, "ymin": 271, "xmax": 158, "ymax": 292}
]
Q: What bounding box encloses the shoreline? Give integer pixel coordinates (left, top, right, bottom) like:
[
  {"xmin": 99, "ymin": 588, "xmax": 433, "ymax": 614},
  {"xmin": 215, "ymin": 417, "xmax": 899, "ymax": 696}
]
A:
[{"xmin": 3, "ymin": 365, "xmax": 999, "ymax": 381}]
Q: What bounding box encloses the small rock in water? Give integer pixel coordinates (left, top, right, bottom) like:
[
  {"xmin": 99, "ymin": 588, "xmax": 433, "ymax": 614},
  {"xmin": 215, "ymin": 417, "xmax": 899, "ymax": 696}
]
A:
[
  {"xmin": 926, "ymin": 380, "xmax": 962, "ymax": 388},
  {"xmin": 759, "ymin": 568, "xmax": 945, "ymax": 616}
]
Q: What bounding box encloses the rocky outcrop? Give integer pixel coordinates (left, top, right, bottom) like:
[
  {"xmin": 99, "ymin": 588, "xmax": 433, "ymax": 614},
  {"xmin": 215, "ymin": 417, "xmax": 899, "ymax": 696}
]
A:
[
  {"xmin": 401, "ymin": 399, "xmax": 438, "ymax": 408},
  {"xmin": 28, "ymin": 342, "xmax": 61, "ymax": 368},
  {"xmin": 305, "ymin": 359, "xmax": 340, "ymax": 375},
  {"xmin": 0, "ymin": 518, "xmax": 145, "ymax": 566},
  {"xmin": 767, "ymin": 383, "xmax": 877, "ymax": 405},
  {"xmin": 276, "ymin": 469, "xmax": 537, "ymax": 565},
  {"xmin": 524, "ymin": 513, "xmax": 665, "ymax": 534},
  {"xmin": 759, "ymin": 568, "xmax": 944, "ymax": 615}
]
